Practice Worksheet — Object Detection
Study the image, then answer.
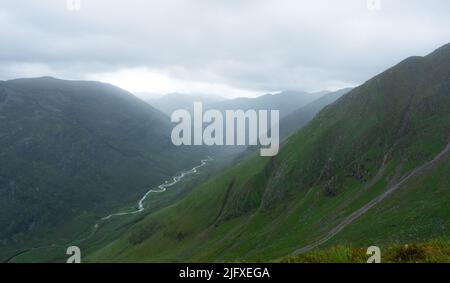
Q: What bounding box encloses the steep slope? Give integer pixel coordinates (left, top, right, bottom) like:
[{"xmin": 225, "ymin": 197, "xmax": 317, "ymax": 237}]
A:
[
  {"xmin": 234, "ymin": 88, "xmax": 351, "ymax": 160},
  {"xmin": 279, "ymin": 88, "xmax": 352, "ymax": 140},
  {"xmin": 0, "ymin": 77, "xmax": 204, "ymax": 259}
]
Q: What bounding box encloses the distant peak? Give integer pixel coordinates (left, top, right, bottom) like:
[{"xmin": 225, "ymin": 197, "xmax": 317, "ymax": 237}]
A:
[
  {"xmin": 7, "ymin": 76, "xmax": 60, "ymax": 83},
  {"xmin": 38, "ymin": 76, "xmax": 57, "ymax": 80},
  {"xmin": 435, "ymin": 42, "xmax": 450, "ymax": 51},
  {"xmin": 426, "ymin": 42, "xmax": 450, "ymax": 59}
]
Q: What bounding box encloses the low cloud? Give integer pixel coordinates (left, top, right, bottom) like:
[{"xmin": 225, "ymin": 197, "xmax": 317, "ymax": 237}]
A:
[{"xmin": 1, "ymin": 0, "xmax": 449, "ymax": 97}]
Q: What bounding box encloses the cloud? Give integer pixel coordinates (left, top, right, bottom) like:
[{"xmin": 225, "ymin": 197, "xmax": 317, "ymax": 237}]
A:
[
  {"xmin": 87, "ymin": 67, "xmax": 262, "ymax": 98},
  {"xmin": 1, "ymin": 0, "xmax": 449, "ymax": 97}
]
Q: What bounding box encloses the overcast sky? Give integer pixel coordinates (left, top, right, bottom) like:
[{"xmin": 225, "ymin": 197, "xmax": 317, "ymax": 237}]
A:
[{"xmin": 1, "ymin": 0, "xmax": 449, "ymax": 98}]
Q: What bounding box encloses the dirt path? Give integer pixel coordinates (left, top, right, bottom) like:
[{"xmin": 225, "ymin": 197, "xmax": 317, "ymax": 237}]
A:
[{"xmin": 290, "ymin": 141, "xmax": 450, "ymax": 256}]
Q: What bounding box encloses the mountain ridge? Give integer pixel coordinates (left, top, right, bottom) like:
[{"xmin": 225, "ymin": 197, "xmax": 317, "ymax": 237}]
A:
[{"xmin": 0, "ymin": 77, "xmax": 206, "ymax": 260}]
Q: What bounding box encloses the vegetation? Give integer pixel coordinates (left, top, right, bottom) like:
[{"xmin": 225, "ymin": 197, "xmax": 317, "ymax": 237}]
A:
[{"xmin": 283, "ymin": 240, "xmax": 450, "ymax": 263}]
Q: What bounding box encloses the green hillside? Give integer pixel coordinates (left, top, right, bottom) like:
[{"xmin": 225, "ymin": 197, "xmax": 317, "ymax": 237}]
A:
[
  {"xmin": 284, "ymin": 240, "xmax": 450, "ymax": 263},
  {"xmin": 279, "ymin": 88, "xmax": 352, "ymax": 140},
  {"xmin": 87, "ymin": 43, "xmax": 450, "ymax": 262}
]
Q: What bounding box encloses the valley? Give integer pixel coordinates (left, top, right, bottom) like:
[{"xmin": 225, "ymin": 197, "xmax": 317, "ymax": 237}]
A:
[
  {"xmin": 84, "ymin": 43, "xmax": 450, "ymax": 263},
  {"xmin": 5, "ymin": 157, "xmax": 214, "ymax": 262},
  {"xmin": 1, "ymin": 44, "xmax": 449, "ymax": 264}
]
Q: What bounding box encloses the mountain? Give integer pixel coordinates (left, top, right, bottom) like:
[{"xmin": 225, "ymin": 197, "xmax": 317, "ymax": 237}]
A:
[
  {"xmin": 235, "ymin": 88, "xmax": 351, "ymax": 159},
  {"xmin": 134, "ymin": 92, "xmax": 164, "ymax": 101},
  {"xmin": 212, "ymin": 91, "xmax": 321, "ymax": 119},
  {"xmin": 146, "ymin": 90, "xmax": 325, "ymax": 162},
  {"xmin": 86, "ymin": 43, "xmax": 450, "ymax": 262},
  {"xmin": 279, "ymin": 88, "xmax": 352, "ymax": 140},
  {"xmin": 0, "ymin": 77, "xmax": 204, "ymax": 259},
  {"xmin": 147, "ymin": 91, "xmax": 322, "ymax": 119},
  {"xmin": 148, "ymin": 90, "xmax": 329, "ymax": 160},
  {"xmin": 145, "ymin": 93, "xmax": 226, "ymax": 116}
]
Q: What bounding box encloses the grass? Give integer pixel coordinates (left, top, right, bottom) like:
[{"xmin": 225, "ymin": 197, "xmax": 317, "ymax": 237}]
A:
[{"xmin": 283, "ymin": 240, "xmax": 450, "ymax": 263}]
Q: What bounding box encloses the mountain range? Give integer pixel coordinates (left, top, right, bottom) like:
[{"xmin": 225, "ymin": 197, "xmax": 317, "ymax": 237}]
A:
[
  {"xmin": 146, "ymin": 90, "xmax": 327, "ymax": 119},
  {"xmin": 84, "ymin": 43, "xmax": 450, "ymax": 262}
]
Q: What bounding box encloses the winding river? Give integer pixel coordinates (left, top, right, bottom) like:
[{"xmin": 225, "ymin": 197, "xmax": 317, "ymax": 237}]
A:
[
  {"xmin": 5, "ymin": 157, "xmax": 213, "ymax": 262},
  {"xmin": 102, "ymin": 156, "xmax": 213, "ymax": 220}
]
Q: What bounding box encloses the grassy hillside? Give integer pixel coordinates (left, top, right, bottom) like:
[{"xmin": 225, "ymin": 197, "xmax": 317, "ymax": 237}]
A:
[
  {"xmin": 279, "ymin": 88, "xmax": 351, "ymax": 140},
  {"xmin": 283, "ymin": 240, "xmax": 450, "ymax": 263},
  {"xmin": 87, "ymin": 43, "xmax": 450, "ymax": 263}
]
